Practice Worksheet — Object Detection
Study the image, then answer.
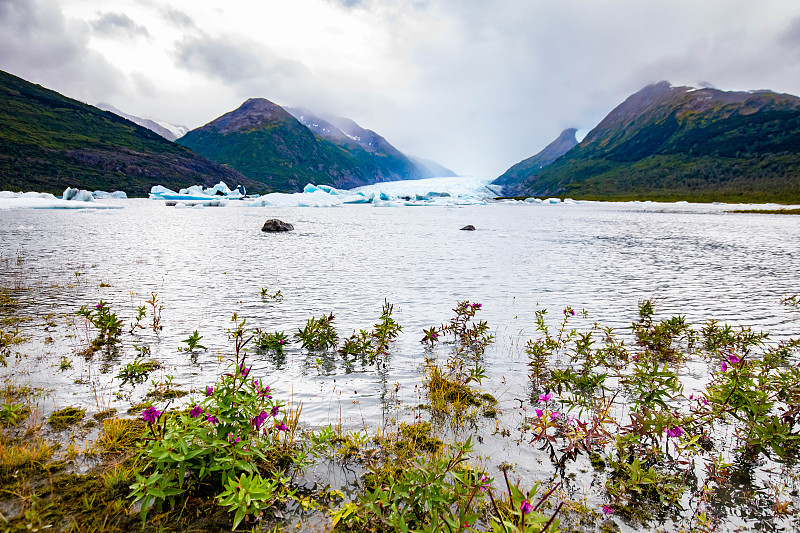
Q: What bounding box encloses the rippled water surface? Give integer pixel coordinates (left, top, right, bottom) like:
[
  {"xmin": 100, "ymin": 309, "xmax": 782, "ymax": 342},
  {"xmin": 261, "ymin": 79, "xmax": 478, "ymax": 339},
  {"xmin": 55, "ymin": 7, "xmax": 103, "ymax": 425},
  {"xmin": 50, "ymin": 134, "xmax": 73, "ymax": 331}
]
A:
[{"xmin": 1, "ymin": 199, "xmax": 799, "ymax": 530}]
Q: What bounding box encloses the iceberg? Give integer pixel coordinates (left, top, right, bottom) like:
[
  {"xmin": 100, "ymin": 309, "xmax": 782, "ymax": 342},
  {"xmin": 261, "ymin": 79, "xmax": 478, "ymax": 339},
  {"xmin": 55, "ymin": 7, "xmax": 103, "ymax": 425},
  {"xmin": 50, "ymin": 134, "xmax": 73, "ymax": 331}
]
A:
[
  {"xmin": 62, "ymin": 188, "xmax": 95, "ymax": 202},
  {"xmin": 149, "ymin": 182, "xmax": 245, "ymax": 201},
  {"xmin": 0, "ymin": 190, "xmax": 119, "ymax": 210},
  {"xmin": 93, "ymin": 190, "xmax": 127, "ymax": 199}
]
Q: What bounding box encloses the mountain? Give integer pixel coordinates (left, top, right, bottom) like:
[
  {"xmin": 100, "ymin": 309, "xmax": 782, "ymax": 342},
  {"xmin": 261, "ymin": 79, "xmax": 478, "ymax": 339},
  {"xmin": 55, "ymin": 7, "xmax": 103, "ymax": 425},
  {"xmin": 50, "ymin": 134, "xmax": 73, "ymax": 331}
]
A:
[
  {"xmin": 96, "ymin": 103, "xmax": 189, "ymax": 141},
  {"xmin": 0, "ymin": 69, "xmax": 259, "ymax": 196},
  {"xmin": 499, "ymin": 82, "xmax": 800, "ymax": 203},
  {"xmin": 407, "ymin": 155, "xmax": 457, "ymax": 178},
  {"xmin": 287, "ymin": 107, "xmax": 433, "ymax": 181},
  {"xmin": 178, "ymin": 99, "xmax": 455, "ymax": 192},
  {"xmin": 493, "ymin": 128, "xmax": 578, "ymax": 194}
]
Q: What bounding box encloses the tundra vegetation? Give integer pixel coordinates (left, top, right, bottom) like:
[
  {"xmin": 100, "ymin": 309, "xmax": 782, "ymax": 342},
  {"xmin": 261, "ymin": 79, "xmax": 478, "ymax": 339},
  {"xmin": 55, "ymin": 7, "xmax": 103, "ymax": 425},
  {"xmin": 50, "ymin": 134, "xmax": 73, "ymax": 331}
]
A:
[{"xmin": 0, "ymin": 262, "xmax": 797, "ymax": 532}]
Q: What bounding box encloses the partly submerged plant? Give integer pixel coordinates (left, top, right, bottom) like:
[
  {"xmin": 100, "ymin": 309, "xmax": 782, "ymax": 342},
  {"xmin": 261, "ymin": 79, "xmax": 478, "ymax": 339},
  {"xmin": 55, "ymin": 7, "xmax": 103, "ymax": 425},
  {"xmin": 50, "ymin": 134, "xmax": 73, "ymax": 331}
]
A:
[
  {"xmin": 76, "ymin": 300, "xmax": 123, "ymax": 351},
  {"xmin": 130, "ymin": 315, "xmax": 300, "ymax": 528},
  {"xmin": 295, "ymin": 313, "xmax": 338, "ymax": 351}
]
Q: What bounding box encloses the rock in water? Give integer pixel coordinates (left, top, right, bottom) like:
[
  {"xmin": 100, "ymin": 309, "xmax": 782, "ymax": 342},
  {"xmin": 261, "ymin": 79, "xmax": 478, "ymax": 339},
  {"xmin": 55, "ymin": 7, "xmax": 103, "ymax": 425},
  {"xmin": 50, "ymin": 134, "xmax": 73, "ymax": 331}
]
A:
[
  {"xmin": 460, "ymin": 225, "xmax": 476, "ymax": 231},
  {"xmin": 262, "ymin": 219, "xmax": 294, "ymax": 232}
]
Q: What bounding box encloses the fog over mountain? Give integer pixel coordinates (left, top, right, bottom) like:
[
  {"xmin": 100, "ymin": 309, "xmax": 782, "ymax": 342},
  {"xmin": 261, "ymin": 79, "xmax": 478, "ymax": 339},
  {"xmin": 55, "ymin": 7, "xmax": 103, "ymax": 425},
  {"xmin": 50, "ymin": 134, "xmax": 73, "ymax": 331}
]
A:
[{"xmin": 3, "ymin": 0, "xmax": 800, "ymax": 175}]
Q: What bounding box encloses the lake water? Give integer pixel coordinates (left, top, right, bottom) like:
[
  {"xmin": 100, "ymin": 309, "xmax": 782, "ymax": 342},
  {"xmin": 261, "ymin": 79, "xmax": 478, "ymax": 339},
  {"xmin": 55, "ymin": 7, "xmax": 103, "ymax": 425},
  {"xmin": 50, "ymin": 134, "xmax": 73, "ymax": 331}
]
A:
[{"xmin": 1, "ymin": 198, "xmax": 799, "ymax": 531}]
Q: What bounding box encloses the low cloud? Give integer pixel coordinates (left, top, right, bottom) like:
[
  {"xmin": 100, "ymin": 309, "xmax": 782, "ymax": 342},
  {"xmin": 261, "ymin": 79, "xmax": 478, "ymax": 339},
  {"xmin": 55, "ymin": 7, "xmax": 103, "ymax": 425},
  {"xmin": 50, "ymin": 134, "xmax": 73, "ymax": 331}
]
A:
[
  {"xmin": 0, "ymin": 0, "xmax": 124, "ymax": 103},
  {"xmin": 161, "ymin": 7, "xmax": 194, "ymax": 29},
  {"xmin": 91, "ymin": 12, "xmax": 149, "ymax": 39}
]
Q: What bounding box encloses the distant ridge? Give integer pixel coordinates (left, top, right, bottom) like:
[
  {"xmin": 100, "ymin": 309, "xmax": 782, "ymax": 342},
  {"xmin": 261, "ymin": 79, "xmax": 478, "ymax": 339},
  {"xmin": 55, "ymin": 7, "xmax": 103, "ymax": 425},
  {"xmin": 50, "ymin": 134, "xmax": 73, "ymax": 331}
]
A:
[
  {"xmin": 493, "ymin": 128, "xmax": 578, "ymax": 194},
  {"xmin": 498, "ymin": 82, "xmax": 800, "ymax": 203},
  {"xmin": 95, "ymin": 103, "xmax": 189, "ymax": 142},
  {"xmin": 0, "ymin": 69, "xmax": 258, "ymax": 196}
]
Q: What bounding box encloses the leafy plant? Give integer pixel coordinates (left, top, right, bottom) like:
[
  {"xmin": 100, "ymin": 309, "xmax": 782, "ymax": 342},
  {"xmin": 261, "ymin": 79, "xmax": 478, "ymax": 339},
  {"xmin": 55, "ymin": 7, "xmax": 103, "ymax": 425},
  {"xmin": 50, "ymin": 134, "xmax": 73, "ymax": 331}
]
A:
[
  {"xmin": 179, "ymin": 330, "xmax": 206, "ymax": 352},
  {"xmin": 295, "ymin": 313, "xmax": 338, "ymax": 351},
  {"xmin": 260, "ymin": 287, "xmax": 283, "ymax": 301},
  {"xmin": 254, "ymin": 330, "xmax": 290, "ymax": 352},
  {"xmin": 129, "ymin": 315, "xmax": 299, "ymax": 528},
  {"xmin": 116, "ymin": 358, "xmax": 160, "ymax": 385},
  {"xmin": 76, "ymin": 300, "xmax": 123, "ymax": 351}
]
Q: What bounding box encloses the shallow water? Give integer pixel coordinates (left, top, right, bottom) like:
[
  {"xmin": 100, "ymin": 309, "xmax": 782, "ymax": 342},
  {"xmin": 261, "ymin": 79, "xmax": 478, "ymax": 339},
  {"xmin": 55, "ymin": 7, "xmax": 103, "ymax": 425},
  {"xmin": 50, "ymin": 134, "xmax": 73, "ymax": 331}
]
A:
[{"xmin": 1, "ymin": 199, "xmax": 799, "ymax": 531}]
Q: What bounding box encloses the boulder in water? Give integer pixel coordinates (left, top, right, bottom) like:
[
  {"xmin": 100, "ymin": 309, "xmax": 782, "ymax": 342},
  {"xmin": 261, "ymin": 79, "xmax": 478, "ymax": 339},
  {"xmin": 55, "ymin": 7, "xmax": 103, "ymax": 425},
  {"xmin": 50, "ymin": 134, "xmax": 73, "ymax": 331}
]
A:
[{"xmin": 262, "ymin": 219, "xmax": 294, "ymax": 232}]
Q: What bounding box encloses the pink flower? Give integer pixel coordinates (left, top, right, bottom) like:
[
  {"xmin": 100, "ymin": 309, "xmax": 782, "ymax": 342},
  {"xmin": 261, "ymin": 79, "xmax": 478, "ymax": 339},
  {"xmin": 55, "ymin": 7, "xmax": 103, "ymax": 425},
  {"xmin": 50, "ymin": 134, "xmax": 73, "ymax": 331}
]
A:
[
  {"xmin": 190, "ymin": 405, "xmax": 203, "ymax": 418},
  {"xmin": 207, "ymin": 414, "xmax": 218, "ymax": 425},
  {"xmin": 205, "ymin": 386, "xmax": 213, "ymax": 396},
  {"xmin": 141, "ymin": 406, "xmax": 162, "ymax": 422},
  {"xmin": 275, "ymin": 422, "xmax": 289, "ymax": 431},
  {"xmin": 665, "ymin": 425, "xmax": 684, "ymax": 438},
  {"xmin": 602, "ymin": 505, "xmax": 613, "ymax": 515},
  {"xmin": 727, "ymin": 355, "xmax": 740, "ymax": 364},
  {"xmin": 520, "ymin": 499, "xmax": 533, "ymax": 515},
  {"xmin": 721, "ymin": 361, "xmax": 728, "ymax": 372},
  {"xmin": 538, "ymin": 393, "xmax": 552, "ymax": 403},
  {"xmin": 271, "ymin": 405, "xmax": 280, "ymax": 417},
  {"xmin": 568, "ymin": 415, "xmax": 576, "ymax": 425},
  {"xmin": 479, "ymin": 475, "xmax": 489, "ymax": 492},
  {"xmin": 550, "ymin": 412, "xmax": 560, "ymax": 422},
  {"xmin": 535, "ymin": 408, "xmax": 543, "ymax": 419}
]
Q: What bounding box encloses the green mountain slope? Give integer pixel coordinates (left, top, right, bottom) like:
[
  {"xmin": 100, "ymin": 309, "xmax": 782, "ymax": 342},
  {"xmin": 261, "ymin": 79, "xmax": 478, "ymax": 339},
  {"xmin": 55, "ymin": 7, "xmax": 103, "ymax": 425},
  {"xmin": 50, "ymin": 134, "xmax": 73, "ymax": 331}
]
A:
[
  {"xmin": 0, "ymin": 69, "xmax": 258, "ymax": 196},
  {"xmin": 287, "ymin": 107, "xmax": 441, "ymax": 182},
  {"xmin": 493, "ymin": 128, "xmax": 578, "ymax": 194},
  {"xmin": 503, "ymin": 82, "xmax": 800, "ymax": 203},
  {"xmin": 178, "ymin": 99, "xmax": 379, "ymax": 192}
]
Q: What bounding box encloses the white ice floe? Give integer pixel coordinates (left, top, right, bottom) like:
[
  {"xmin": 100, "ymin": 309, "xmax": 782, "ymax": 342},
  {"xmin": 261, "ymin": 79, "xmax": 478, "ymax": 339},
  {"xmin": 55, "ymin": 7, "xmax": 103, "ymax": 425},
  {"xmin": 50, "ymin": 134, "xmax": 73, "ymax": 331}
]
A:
[
  {"xmin": 0, "ymin": 190, "xmax": 119, "ymax": 210},
  {"xmin": 150, "ymin": 181, "xmax": 245, "ymax": 201},
  {"xmin": 93, "ymin": 190, "xmax": 127, "ymax": 199}
]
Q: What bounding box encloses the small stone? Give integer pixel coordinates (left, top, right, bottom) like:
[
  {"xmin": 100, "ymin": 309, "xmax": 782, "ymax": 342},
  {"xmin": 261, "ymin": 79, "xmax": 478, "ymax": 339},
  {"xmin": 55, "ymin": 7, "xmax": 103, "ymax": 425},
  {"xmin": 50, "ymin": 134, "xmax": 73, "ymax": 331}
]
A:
[
  {"xmin": 262, "ymin": 219, "xmax": 294, "ymax": 232},
  {"xmin": 460, "ymin": 225, "xmax": 476, "ymax": 231}
]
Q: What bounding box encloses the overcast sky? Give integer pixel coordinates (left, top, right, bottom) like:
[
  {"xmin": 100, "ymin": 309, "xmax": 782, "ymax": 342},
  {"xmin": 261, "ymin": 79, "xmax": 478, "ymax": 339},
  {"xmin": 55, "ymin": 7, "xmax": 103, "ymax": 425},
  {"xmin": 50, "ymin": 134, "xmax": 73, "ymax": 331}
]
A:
[{"xmin": 3, "ymin": 0, "xmax": 800, "ymax": 176}]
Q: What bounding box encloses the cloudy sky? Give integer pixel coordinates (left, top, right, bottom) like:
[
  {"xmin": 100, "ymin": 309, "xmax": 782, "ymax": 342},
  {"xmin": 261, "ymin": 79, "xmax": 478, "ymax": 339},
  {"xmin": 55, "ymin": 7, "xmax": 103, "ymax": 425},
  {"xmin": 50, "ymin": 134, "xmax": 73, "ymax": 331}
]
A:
[{"xmin": 2, "ymin": 0, "xmax": 800, "ymax": 176}]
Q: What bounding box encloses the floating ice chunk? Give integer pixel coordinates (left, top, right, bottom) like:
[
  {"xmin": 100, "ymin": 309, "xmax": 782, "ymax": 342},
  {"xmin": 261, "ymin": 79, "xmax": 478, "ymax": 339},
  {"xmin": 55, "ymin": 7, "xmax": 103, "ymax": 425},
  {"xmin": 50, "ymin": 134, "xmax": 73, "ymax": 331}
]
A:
[
  {"xmin": 93, "ymin": 190, "xmax": 127, "ymax": 199},
  {"xmin": 303, "ymin": 184, "xmax": 320, "ymax": 194},
  {"xmin": 524, "ymin": 197, "xmax": 543, "ymax": 203},
  {"xmin": 545, "ymin": 198, "xmax": 562, "ymax": 204},
  {"xmin": 174, "ymin": 202, "xmax": 190, "ymax": 209},
  {"xmin": 0, "ymin": 190, "xmax": 119, "ymax": 210},
  {"xmin": 63, "ymin": 188, "xmax": 95, "ymax": 202}
]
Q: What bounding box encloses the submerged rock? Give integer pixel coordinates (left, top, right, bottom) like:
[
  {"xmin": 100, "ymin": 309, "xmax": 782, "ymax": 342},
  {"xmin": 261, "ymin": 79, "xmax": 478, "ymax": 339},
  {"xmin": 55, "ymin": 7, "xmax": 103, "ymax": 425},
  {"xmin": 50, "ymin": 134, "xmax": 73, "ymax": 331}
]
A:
[
  {"xmin": 262, "ymin": 219, "xmax": 294, "ymax": 232},
  {"xmin": 460, "ymin": 225, "xmax": 476, "ymax": 231}
]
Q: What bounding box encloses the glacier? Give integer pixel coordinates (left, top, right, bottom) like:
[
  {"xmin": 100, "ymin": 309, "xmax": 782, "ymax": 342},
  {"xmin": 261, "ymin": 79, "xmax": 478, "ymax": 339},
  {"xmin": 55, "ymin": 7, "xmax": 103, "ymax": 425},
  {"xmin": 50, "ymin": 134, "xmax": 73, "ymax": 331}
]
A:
[{"xmin": 149, "ymin": 177, "xmax": 504, "ymax": 208}]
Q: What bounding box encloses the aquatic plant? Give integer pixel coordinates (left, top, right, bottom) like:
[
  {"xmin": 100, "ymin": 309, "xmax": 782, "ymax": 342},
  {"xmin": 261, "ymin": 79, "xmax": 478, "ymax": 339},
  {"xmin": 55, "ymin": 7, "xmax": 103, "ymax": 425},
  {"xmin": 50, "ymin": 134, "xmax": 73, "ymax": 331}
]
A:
[
  {"xmin": 338, "ymin": 300, "xmax": 402, "ymax": 364},
  {"xmin": 254, "ymin": 330, "xmax": 290, "ymax": 352},
  {"xmin": 260, "ymin": 286, "xmax": 283, "ymax": 301},
  {"xmin": 295, "ymin": 312, "xmax": 338, "ymax": 351},
  {"xmin": 115, "ymin": 358, "xmax": 160, "ymax": 384},
  {"xmin": 145, "ymin": 292, "xmax": 162, "ymax": 331},
  {"xmin": 523, "ymin": 299, "xmax": 800, "ymax": 523},
  {"xmin": 179, "ymin": 330, "xmax": 206, "ymax": 352},
  {"xmin": 76, "ymin": 300, "xmax": 123, "ymax": 351}
]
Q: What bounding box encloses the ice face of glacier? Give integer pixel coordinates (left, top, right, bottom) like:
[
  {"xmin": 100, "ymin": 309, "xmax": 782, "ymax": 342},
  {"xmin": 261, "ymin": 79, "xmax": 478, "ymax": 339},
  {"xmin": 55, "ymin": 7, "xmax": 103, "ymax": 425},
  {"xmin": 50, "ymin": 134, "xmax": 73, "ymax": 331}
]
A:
[{"xmin": 251, "ymin": 177, "xmax": 500, "ymax": 207}]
